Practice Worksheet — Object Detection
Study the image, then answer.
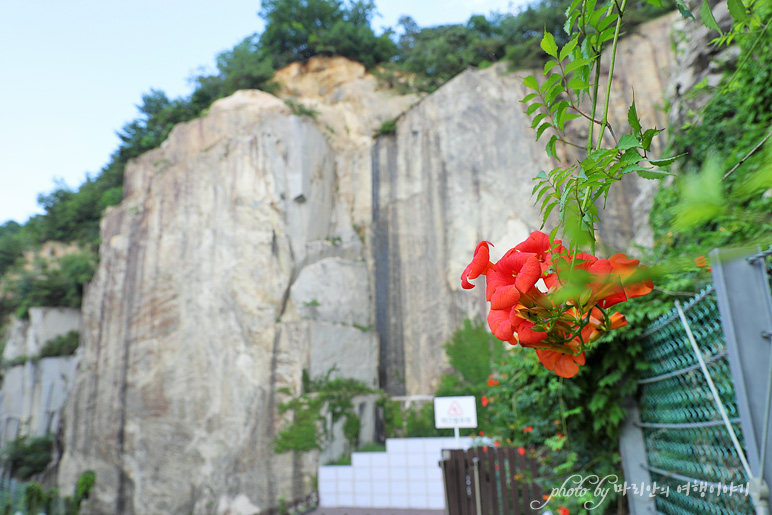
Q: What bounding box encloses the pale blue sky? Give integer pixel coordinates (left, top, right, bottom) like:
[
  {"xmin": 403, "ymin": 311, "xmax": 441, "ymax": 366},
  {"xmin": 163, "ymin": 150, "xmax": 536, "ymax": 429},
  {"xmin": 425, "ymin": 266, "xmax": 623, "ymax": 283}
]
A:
[{"xmin": 0, "ymin": 0, "xmax": 523, "ymax": 225}]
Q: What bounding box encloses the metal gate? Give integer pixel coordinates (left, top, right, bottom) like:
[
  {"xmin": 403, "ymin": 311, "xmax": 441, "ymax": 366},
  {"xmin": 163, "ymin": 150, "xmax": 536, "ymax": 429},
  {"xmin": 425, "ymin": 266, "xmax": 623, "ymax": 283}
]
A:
[{"xmin": 440, "ymin": 447, "xmax": 543, "ymax": 515}]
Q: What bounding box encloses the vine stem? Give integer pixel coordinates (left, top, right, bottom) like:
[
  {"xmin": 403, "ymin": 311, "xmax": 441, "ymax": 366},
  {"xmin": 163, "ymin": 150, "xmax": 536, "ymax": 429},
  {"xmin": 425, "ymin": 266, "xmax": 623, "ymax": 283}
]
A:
[
  {"xmin": 723, "ymin": 127, "xmax": 772, "ymax": 180},
  {"xmin": 588, "ymin": 58, "xmax": 602, "ymax": 152},
  {"xmin": 595, "ymin": 0, "xmax": 628, "ymax": 152}
]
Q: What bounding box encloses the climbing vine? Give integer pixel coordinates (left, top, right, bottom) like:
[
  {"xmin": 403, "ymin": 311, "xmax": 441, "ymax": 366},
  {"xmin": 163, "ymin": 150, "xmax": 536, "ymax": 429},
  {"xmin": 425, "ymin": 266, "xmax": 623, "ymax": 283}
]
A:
[{"xmin": 273, "ymin": 369, "xmax": 372, "ymax": 457}]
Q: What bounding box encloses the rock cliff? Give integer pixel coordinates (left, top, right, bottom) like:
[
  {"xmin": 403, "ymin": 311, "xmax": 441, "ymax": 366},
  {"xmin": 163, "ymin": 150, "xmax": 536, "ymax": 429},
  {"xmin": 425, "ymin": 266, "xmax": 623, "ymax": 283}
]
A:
[
  {"xmin": 0, "ymin": 307, "xmax": 80, "ymax": 443},
  {"xmin": 56, "ymin": 16, "xmax": 679, "ymax": 513}
]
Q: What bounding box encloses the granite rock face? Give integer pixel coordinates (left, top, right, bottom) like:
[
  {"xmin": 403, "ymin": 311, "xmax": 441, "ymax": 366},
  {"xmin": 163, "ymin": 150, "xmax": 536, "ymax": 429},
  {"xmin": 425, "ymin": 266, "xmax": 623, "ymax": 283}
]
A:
[
  {"xmin": 57, "ymin": 15, "xmax": 684, "ymax": 512},
  {"xmin": 0, "ymin": 307, "xmax": 81, "ymax": 444},
  {"xmin": 2, "ymin": 307, "xmax": 81, "ymax": 361},
  {"xmin": 57, "ymin": 60, "xmax": 413, "ymax": 514}
]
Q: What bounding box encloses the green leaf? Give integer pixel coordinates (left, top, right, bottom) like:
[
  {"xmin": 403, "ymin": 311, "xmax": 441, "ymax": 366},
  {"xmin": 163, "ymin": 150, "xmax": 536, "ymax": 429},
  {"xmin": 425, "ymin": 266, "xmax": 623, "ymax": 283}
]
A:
[
  {"xmin": 541, "ymin": 73, "xmax": 562, "ymax": 94},
  {"xmin": 559, "ymin": 184, "xmax": 571, "ymax": 223},
  {"xmin": 567, "ymin": 76, "xmax": 590, "ymax": 90},
  {"xmin": 566, "ymin": 0, "xmax": 583, "ymax": 19},
  {"xmin": 541, "ymin": 32, "xmax": 559, "ymax": 58},
  {"xmin": 546, "ymin": 135, "xmax": 558, "ymax": 158},
  {"xmin": 672, "ymin": 156, "xmax": 724, "ymax": 229},
  {"xmin": 559, "ymin": 37, "xmax": 579, "ymax": 61},
  {"xmin": 599, "ymin": 26, "xmax": 616, "ymax": 44},
  {"xmin": 544, "ymin": 60, "xmax": 559, "ymax": 74},
  {"xmin": 628, "ymin": 99, "xmax": 642, "ymax": 135},
  {"xmin": 543, "ymin": 200, "xmax": 559, "ymax": 221},
  {"xmin": 526, "ymin": 103, "xmax": 543, "ymax": 115},
  {"xmin": 700, "ymin": 0, "xmax": 722, "ymax": 33},
  {"xmin": 564, "ymin": 57, "xmax": 594, "ymax": 75},
  {"xmin": 675, "ymin": 0, "xmax": 695, "ymax": 19},
  {"xmin": 558, "ymin": 112, "xmax": 580, "ymax": 131},
  {"xmin": 523, "ymin": 75, "xmax": 539, "ymax": 91},
  {"xmin": 641, "ymin": 128, "xmax": 664, "ymax": 151},
  {"xmin": 537, "ymin": 122, "xmax": 552, "ymax": 141},
  {"xmin": 620, "ymin": 148, "xmax": 642, "ymax": 163},
  {"xmin": 544, "ymin": 82, "xmax": 565, "ymax": 105},
  {"xmin": 646, "ymin": 0, "xmax": 662, "ymax": 6},
  {"xmin": 583, "ymin": 0, "xmax": 598, "ymax": 22},
  {"xmin": 535, "ymin": 184, "xmax": 552, "ymax": 203},
  {"xmin": 550, "ymin": 100, "xmax": 570, "ymax": 116},
  {"xmin": 521, "ymin": 93, "xmax": 539, "ymax": 103},
  {"xmin": 634, "ymin": 167, "xmax": 673, "ymax": 180},
  {"xmin": 648, "ymin": 154, "xmax": 684, "ymax": 167},
  {"xmin": 587, "ymin": 8, "xmax": 604, "ymax": 29},
  {"xmin": 617, "ymin": 134, "xmax": 641, "ymax": 150},
  {"xmin": 597, "ymin": 12, "xmax": 618, "ymax": 31},
  {"xmin": 531, "ymin": 112, "xmax": 549, "ymax": 129},
  {"xmin": 588, "ymin": 148, "xmax": 616, "ymax": 161},
  {"xmin": 727, "ymin": 0, "xmax": 747, "ymax": 21}
]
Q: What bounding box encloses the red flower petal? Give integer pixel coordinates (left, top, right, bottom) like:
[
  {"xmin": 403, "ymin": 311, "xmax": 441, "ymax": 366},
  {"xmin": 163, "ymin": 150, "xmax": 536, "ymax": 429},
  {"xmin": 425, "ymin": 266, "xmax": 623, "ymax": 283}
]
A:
[
  {"xmin": 624, "ymin": 265, "xmax": 654, "ymax": 299},
  {"xmin": 490, "ymin": 284, "xmax": 521, "ymax": 310},
  {"xmin": 511, "ymin": 315, "xmax": 548, "ymax": 345},
  {"xmin": 487, "ymin": 251, "xmax": 541, "ymax": 302},
  {"xmin": 515, "ymin": 231, "xmax": 551, "ymax": 255},
  {"xmin": 488, "ymin": 309, "xmax": 516, "ymax": 343},
  {"xmin": 461, "ymin": 241, "xmax": 493, "ymax": 289},
  {"xmin": 535, "ymin": 349, "xmax": 585, "ymax": 378}
]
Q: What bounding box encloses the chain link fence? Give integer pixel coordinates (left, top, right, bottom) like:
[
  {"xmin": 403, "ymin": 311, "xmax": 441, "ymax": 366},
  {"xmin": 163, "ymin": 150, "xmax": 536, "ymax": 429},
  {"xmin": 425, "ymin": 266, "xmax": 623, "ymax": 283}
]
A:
[{"xmin": 637, "ymin": 286, "xmax": 755, "ymax": 514}]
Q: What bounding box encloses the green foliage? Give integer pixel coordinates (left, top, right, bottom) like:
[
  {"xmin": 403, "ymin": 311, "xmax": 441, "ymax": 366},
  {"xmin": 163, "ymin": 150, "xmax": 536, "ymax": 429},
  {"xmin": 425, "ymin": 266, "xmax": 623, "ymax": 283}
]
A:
[
  {"xmin": 39, "ymin": 330, "xmax": 80, "ymax": 358},
  {"xmin": 0, "ymin": 222, "xmax": 22, "ymax": 277},
  {"xmin": 651, "ymin": 0, "xmax": 772, "ymax": 258},
  {"xmin": 356, "ymin": 442, "xmax": 385, "ymax": 452},
  {"xmin": 375, "ymin": 119, "xmax": 397, "ymax": 136},
  {"xmin": 443, "ymin": 318, "xmax": 504, "ymax": 388},
  {"xmin": 1, "ymin": 434, "xmax": 53, "ymax": 480},
  {"xmin": 1, "ymin": 251, "xmax": 96, "ymax": 320},
  {"xmin": 273, "ymin": 369, "xmax": 372, "ymax": 455},
  {"xmin": 480, "ymin": 337, "xmax": 647, "ymax": 513},
  {"xmin": 384, "ymin": 0, "xmax": 673, "ymax": 93},
  {"xmin": 259, "ymin": 0, "xmax": 395, "ymax": 69},
  {"xmin": 4, "ymin": 355, "xmax": 29, "ymax": 368},
  {"xmin": 216, "ymin": 36, "xmax": 278, "ymax": 95},
  {"xmin": 284, "ymin": 99, "xmax": 319, "ymax": 118},
  {"xmin": 74, "ymin": 470, "xmax": 95, "ymax": 507},
  {"xmin": 391, "ymin": 15, "xmax": 506, "ymax": 92},
  {"xmin": 274, "ymin": 392, "xmax": 325, "ymax": 453},
  {"xmin": 23, "ymin": 482, "xmax": 45, "ymax": 515},
  {"xmin": 342, "ymin": 414, "xmax": 361, "ymax": 448}
]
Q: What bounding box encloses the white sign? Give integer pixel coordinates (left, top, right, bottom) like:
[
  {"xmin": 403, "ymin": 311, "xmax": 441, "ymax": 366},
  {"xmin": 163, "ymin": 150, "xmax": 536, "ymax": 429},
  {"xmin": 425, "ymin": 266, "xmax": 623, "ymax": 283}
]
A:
[{"xmin": 434, "ymin": 396, "xmax": 477, "ymax": 428}]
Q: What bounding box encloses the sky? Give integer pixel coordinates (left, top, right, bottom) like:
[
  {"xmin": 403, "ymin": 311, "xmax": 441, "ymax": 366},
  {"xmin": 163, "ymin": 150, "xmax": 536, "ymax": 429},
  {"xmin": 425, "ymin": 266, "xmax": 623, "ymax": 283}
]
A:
[{"xmin": 0, "ymin": 0, "xmax": 524, "ymax": 225}]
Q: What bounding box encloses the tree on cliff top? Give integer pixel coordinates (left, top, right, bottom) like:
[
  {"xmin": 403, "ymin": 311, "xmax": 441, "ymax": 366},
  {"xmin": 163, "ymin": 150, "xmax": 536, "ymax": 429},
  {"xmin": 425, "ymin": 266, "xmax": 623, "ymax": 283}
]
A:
[{"xmin": 259, "ymin": 0, "xmax": 396, "ymax": 69}]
